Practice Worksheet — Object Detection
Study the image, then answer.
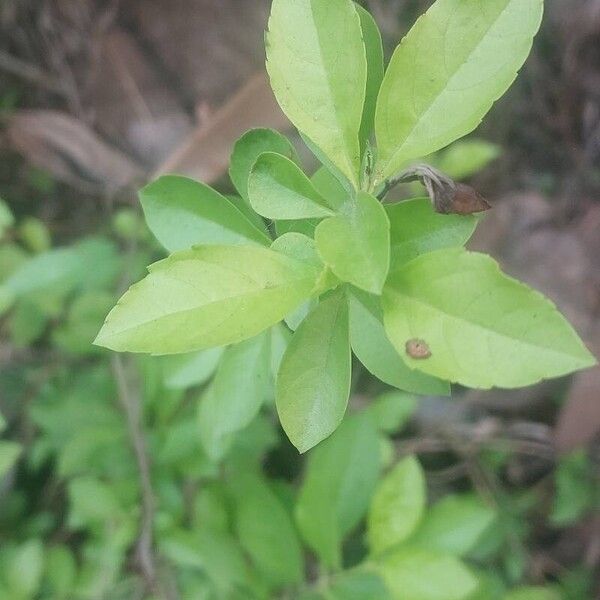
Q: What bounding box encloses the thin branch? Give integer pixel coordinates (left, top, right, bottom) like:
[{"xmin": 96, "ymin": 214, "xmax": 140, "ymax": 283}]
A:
[{"xmin": 112, "ymin": 355, "xmax": 170, "ymax": 599}]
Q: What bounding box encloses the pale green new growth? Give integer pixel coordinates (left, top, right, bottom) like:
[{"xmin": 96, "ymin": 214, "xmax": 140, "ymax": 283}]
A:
[
  {"xmin": 140, "ymin": 175, "xmax": 270, "ymax": 252},
  {"xmin": 383, "ymin": 248, "xmax": 596, "ymax": 389},
  {"xmin": 276, "ymin": 292, "xmax": 351, "ymax": 453},
  {"xmin": 367, "ymin": 456, "xmax": 425, "ymax": 555},
  {"xmin": 95, "ymin": 245, "xmax": 320, "ymax": 354},
  {"xmin": 315, "ymin": 192, "xmax": 390, "ymax": 294},
  {"xmin": 249, "ymin": 152, "xmax": 334, "ymax": 219},
  {"xmin": 375, "ymin": 0, "xmax": 544, "ymax": 183},
  {"xmin": 266, "ymin": 0, "xmax": 367, "ymax": 185}
]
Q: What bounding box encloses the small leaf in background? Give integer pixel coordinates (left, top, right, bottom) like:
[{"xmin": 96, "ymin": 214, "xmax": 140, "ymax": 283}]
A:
[
  {"xmin": 367, "ymin": 391, "xmax": 418, "ymax": 434},
  {"xmin": 295, "ymin": 412, "xmax": 381, "ymax": 569},
  {"xmin": 161, "ymin": 347, "xmax": 224, "ymax": 390},
  {"xmin": 229, "ymin": 128, "xmax": 299, "ymax": 200},
  {"xmin": 374, "ymin": 0, "xmax": 544, "ymax": 183},
  {"xmin": 5, "ymin": 539, "xmax": 44, "ymax": 599},
  {"xmin": 328, "ymin": 569, "xmax": 391, "ymax": 599},
  {"xmin": 383, "ymin": 248, "xmax": 596, "ymax": 389},
  {"xmin": 276, "ymin": 292, "xmax": 351, "ymax": 453},
  {"xmin": 550, "ymin": 450, "xmax": 596, "ymax": 527},
  {"xmin": 198, "ymin": 333, "xmax": 270, "ymax": 461},
  {"xmin": 316, "ymin": 192, "xmax": 390, "ymax": 294},
  {"xmin": 0, "ymin": 440, "xmax": 21, "ymax": 478},
  {"xmin": 355, "ymin": 4, "xmax": 384, "ymax": 151},
  {"xmin": 409, "ymin": 494, "xmax": 496, "ymax": 557},
  {"xmin": 436, "ymin": 139, "xmax": 501, "ymax": 181},
  {"xmin": 387, "ymin": 199, "xmax": 478, "ymax": 269},
  {"xmin": 95, "ymin": 245, "xmax": 319, "ymax": 354},
  {"xmin": 249, "ymin": 152, "xmax": 334, "ymax": 219},
  {"xmin": 377, "ymin": 548, "xmax": 479, "ymax": 600},
  {"xmin": 140, "ymin": 175, "xmax": 270, "ymax": 252},
  {"xmin": 230, "ymin": 473, "xmax": 304, "ymax": 588},
  {"xmin": 18, "ymin": 217, "xmax": 51, "ymax": 253},
  {"xmin": 349, "ymin": 289, "xmax": 450, "ymax": 395},
  {"xmin": 3, "ymin": 237, "xmax": 119, "ymax": 300},
  {"xmin": 44, "ymin": 545, "xmax": 77, "ymax": 599},
  {"xmin": 368, "ymin": 455, "xmax": 426, "ymax": 555},
  {"xmin": 503, "ymin": 587, "xmax": 563, "ymax": 600},
  {"xmin": 8, "ymin": 300, "xmax": 47, "ymax": 347},
  {"xmin": 267, "ymin": 0, "xmax": 367, "ymax": 186},
  {"xmin": 0, "ymin": 198, "xmax": 15, "ymax": 240}
]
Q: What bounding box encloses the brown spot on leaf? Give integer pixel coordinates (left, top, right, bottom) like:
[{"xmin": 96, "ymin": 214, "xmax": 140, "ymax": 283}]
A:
[{"xmin": 406, "ymin": 339, "xmax": 432, "ymax": 359}]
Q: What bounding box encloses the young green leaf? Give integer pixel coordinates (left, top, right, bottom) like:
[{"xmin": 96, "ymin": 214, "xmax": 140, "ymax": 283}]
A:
[
  {"xmin": 503, "ymin": 587, "xmax": 562, "ymax": 600},
  {"xmin": 348, "ymin": 289, "xmax": 450, "ymax": 395},
  {"xmin": 248, "ymin": 152, "xmax": 334, "ymax": 219},
  {"xmin": 316, "ymin": 192, "xmax": 390, "ymax": 294},
  {"xmin": 387, "ymin": 199, "xmax": 478, "ymax": 269},
  {"xmin": 377, "ymin": 548, "xmax": 479, "ymax": 600},
  {"xmin": 95, "ymin": 245, "xmax": 320, "ymax": 354},
  {"xmin": 382, "ymin": 248, "xmax": 596, "ymax": 389},
  {"xmin": 140, "ymin": 175, "xmax": 270, "ymax": 252},
  {"xmin": 295, "ymin": 412, "xmax": 381, "ymax": 569},
  {"xmin": 367, "ymin": 455, "xmax": 426, "ymax": 555},
  {"xmin": 355, "ymin": 4, "xmax": 384, "ymax": 151},
  {"xmin": 367, "ymin": 391, "xmax": 418, "ymax": 434},
  {"xmin": 436, "ymin": 139, "xmax": 501, "ymax": 181},
  {"xmin": 161, "ymin": 347, "xmax": 224, "ymax": 390},
  {"xmin": 276, "ymin": 292, "xmax": 351, "ymax": 453},
  {"xmin": 329, "ymin": 570, "xmax": 391, "ymax": 600},
  {"xmin": 230, "ymin": 473, "xmax": 304, "ymax": 588},
  {"xmin": 408, "ymin": 494, "xmax": 496, "ymax": 557},
  {"xmin": 266, "ymin": 0, "xmax": 367, "ymax": 186},
  {"xmin": 198, "ymin": 333, "xmax": 270, "ymax": 460},
  {"xmin": 0, "ymin": 441, "xmax": 21, "ymax": 478},
  {"xmin": 229, "ymin": 128, "xmax": 299, "ymax": 200},
  {"xmin": 374, "ymin": 0, "xmax": 544, "ymax": 183}
]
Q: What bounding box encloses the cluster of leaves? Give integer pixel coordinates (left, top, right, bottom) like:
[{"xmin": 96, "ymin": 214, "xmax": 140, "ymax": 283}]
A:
[
  {"xmin": 97, "ymin": 0, "xmax": 594, "ymax": 455},
  {"xmin": 0, "ymin": 0, "xmax": 598, "ymax": 598}
]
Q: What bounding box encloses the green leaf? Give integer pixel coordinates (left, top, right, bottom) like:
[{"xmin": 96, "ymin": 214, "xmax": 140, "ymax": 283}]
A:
[
  {"xmin": 349, "ymin": 289, "xmax": 450, "ymax": 395},
  {"xmin": 230, "ymin": 474, "xmax": 304, "ymax": 588},
  {"xmin": 387, "ymin": 199, "xmax": 478, "ymax": 269},
  {"xmin": 95, "ymin": 245, "xmax": 320, "ymax": 354},
  {"xmin": 355, "ymin": 4, "xmax": 384, "ymax": 150},
  {"xmin": 267, "ymin": 0, "xmax": 367, "ymax": 186},
  {"xmin": 367, "ymin": 455, "xmax": 426, "ymax": 555},
  {"xmin": 503, "ymin": 587, "xmax": 562, "ymax": 600},
  {"xmin": 377, "ymin": 548, "xmax": 479, "ymax": 600},
  {"xmin": 0, "ymin": 198, "xmax": 14, "ymax": 240},
  {"xmin": 161, "ymin": 347, "xmax": 224, "ymax": 390},
  {"xmin": 382, "ymin": 248, "xmax": 596, "ymax": 389},
  {"xmin": 198, "ymin": 333, "xmax": 270, "ymax": 461},
  {"xmin": 296, "ymin": 412, "xmax": 381, "ymax": 568},
  {"xmin": 5, "ymin": 540, "xmax": 44, "ymax": 598},
  {"xmin": 276, "ymin": 292, "xmax": 351, "ymax": 453},
  {"xmin": 45, "ymin": 546, "xmax": 77, "ymax": 599},
  {"xmin": 249, "ymin": 152, "xmax": 334, "ymax": 219},
  {"xmin": 550, "ymin": 450, "xmax": 595, "ymax": 526},
  {"xmin": 312, "ymin": 166, "xmax": 349, "ymax": 211},
  {"xmin": 230, "ymin": 128, "xmax": 299, "ymax": 200},
  {"xmin": 374, "ymin": 0, "xmax": 544, "ymax": 183},
  {"xmin": 316, "ymin": 192, "xmax": 390, "ymax": 294},
  {"xmin": 409, "ymin": 494, "xmax": 496, "ymax": 557},
  {"xmin": 367, "ymin": 391, "xmax": 418, "ymax": 434},
  {"xmin": 436, "ymin": 139, "xmax": 501, "ymax": 180},
  {"xmin": 0, "ymin": 441, "xmax": 21, "ymax": 477},
  {"xmin": 3, "ymin": 238, "xmax": 119, "ymax": 299},
  {"xmin": 140, "ymin": 175, "xmax": 270, "ymax": 252},
  {"xmin": 329, "ymin": 570, "xmax": 391, "ymax": 599}
]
